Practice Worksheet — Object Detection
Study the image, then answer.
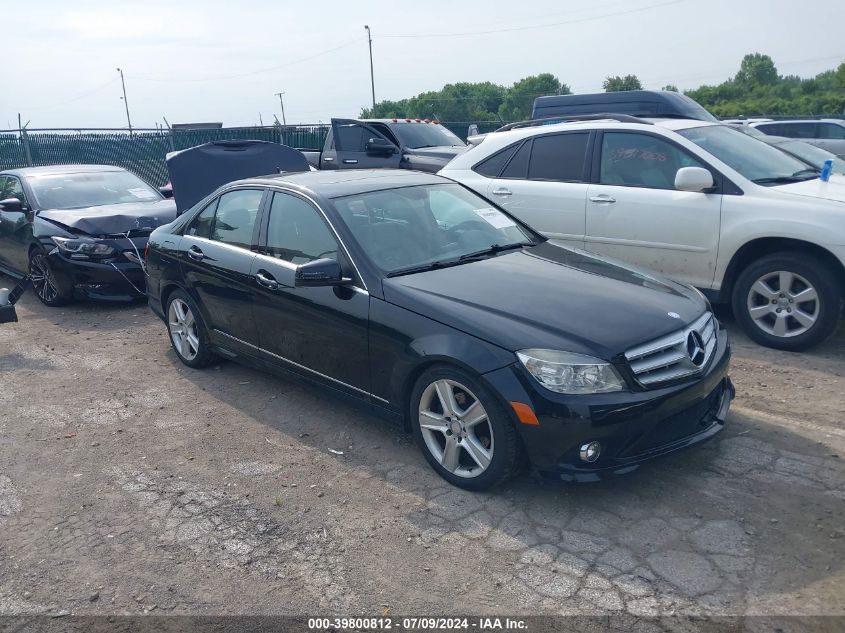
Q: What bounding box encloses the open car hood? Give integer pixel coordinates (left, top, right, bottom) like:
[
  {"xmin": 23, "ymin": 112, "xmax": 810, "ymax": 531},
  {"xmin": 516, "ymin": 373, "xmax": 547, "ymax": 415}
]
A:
[{"xmin": 166, "ymin": 140, "xmax": 310, "ymax": 213}]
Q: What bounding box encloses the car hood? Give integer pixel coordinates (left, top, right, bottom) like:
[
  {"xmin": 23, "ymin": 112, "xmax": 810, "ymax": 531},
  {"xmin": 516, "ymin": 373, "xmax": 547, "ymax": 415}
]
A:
[
  {"xmin": 772, "ymin": 174, "xmax": 845, "ymax": 204},
  {"xmin": 38, "ymin": 199, "xmax": 177, "ymax": 236},
  {"xmin": 382, "ymin": 241, "xmax": 708, "ymax": 360},
  {"xmin": 405, "ymin": 145, "xmax": 468, "ymax": 160}
]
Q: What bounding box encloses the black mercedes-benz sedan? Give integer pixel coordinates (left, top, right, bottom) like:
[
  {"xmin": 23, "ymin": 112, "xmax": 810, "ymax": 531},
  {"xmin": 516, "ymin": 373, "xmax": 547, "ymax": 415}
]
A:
[
  {"xmin": 0, "ymin": 165, "xmax": 176, "ymax": 305},
  {"xmin": 145, "ymin": 169, "xmax": 733, "ymax": 490}
]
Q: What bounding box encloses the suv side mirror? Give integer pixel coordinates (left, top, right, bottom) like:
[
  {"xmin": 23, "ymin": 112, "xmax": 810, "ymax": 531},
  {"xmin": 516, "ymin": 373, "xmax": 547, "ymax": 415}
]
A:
[
  {"xmin": 0, "ymin": 197, "xmax": 23, "ymax": 212},
  {"xmin": 159, "ymin": 185, "xmax": 174, "ymax": 199},
  {"xmin": 294, "ymin": 258, "xmax": 352, "ymax": 287},
  {"xmin": 675, "ymin": 167, "xmax": 715, "ymax": 192},
  {"xmin": 365, "ymin": 137, "xmax": 395, "ymax": 155}
]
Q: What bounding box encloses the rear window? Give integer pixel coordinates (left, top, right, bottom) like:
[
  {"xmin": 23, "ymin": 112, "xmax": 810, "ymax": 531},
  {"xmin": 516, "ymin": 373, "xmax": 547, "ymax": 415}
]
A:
[
  {"xmin": 527, "ymin": 133, "xmax": 589, "ymax": 182},
  {"xmin": 500, "ymin": 141, "xmax": 532, "ymax": 179},
  {"xmin": 473, "ymin": 144, "xmax": 519, "ymax": 178}
]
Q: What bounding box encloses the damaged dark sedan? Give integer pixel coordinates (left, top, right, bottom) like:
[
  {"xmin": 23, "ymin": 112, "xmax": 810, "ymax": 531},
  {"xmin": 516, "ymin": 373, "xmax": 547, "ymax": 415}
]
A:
[{"xmin": 0, "ymin": 165, "xmax": 176, "ymax": 305}]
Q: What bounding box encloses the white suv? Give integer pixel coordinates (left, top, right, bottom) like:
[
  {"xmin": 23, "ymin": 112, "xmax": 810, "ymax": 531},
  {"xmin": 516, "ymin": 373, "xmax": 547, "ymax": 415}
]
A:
[{"xmin": 440, "ymin": 118, "xmax": 845, "ymax": 351}]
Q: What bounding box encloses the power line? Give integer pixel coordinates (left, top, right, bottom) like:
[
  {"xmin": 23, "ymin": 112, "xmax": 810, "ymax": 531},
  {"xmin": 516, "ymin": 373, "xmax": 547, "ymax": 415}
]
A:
[
  {"xmin": 135, "ymin": 39, "xmax": 360, "ymax": 83},
  {"xmin": 18, "ymin": 77, "xmax": 119, "ymax": 112},
  {"xmin": 377, "ymin": 0, "xmax": 687, "ymax": 39}
]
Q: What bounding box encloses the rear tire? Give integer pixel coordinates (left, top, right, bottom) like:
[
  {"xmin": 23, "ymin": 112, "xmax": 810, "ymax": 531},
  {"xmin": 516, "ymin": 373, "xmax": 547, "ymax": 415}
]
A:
[
  {"xmin": 28, "ymin": 247, "xmax": 72, "ymax": 307},
  {"xmin": 410, "ymin": 365, "xmax": 523, "ymax": 491},
  {"xmin": 731, "ymin": 252, "xmax": 842, "ymax": 351},
  {"xmin": 165, "ymin": 290, "xmax": 217, "ymax": 368}
]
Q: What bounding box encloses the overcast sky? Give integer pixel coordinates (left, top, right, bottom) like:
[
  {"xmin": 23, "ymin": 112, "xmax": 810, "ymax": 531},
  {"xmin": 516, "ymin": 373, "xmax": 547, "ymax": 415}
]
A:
[{"xmin": 5, "ymin": 0, "xmax": 844, "ymax": 130}]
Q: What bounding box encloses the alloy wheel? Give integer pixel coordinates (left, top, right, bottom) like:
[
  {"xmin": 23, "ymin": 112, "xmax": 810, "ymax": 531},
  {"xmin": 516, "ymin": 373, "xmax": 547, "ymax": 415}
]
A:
[
  {"xmin": 746, "ymin": 270, "xmax": 820, "ymax": 338},
  {"xmin": 29, "ymin": 253, "xmax": 59, "ymax": 303},
  {"xmin": 168, "ymin": 298, "xmax": 200, "ymax": 361},
  {"xmin": 418, "ymin": 379, "xmax": 494, "ymax": 479}
]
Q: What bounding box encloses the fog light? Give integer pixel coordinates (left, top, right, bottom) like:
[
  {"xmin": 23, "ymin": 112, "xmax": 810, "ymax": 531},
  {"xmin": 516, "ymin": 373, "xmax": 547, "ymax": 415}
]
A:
[{"xmin": 579, "ymin": 441, "xmax": 601, "ymax": 463}]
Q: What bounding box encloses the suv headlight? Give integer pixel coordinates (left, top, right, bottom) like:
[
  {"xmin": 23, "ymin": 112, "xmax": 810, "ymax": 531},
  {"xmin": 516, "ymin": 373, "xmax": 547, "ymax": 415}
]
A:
[
  {"xmin": 51, "ymin": 236, "xmax": 116, "ymax": 257},
  {"xmin": 516, "ymin": 349, "xmax": 625, "ymax": 394}
]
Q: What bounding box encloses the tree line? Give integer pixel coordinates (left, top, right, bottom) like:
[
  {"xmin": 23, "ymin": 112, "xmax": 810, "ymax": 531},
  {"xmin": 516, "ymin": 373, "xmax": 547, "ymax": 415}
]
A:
[{"xmin": 360, "ymin": 54, "xmax": 845, "ymax": 121}]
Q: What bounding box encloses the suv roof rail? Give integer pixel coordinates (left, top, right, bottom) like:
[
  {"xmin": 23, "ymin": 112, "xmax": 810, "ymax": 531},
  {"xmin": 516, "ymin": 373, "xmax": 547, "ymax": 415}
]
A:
[{"xmin": 495, "ymin": 113, "xmax": 653, "ymax": 133}]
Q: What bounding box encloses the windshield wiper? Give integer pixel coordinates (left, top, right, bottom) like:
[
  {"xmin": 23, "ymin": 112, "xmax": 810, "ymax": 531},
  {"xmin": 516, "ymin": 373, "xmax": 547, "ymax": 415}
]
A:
[
  {"xmin": 753, "ymin": 175, "xmax": 811, "ymax": 185},
  {"xmin": 458, "ymin": 242, "xmax": 532, "ymax": 262},
  {"xmin": 386, "ymin": 259, "xmax": 455, "ymax": 277},
  {"xmin": 792, "ymin": 168, "xmax": 821, "ymax": 178}
]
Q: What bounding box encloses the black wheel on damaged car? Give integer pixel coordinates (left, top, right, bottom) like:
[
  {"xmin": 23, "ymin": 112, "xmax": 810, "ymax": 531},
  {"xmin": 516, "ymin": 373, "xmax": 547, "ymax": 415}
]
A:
[
  {"xmin": 28, "ymin": 247, "xmax": 72, "ymax": 307},
  {"xmin": 410, "ymin": 365, "xmax": 523, "ymax": 491},
  {"xmin": 732, "ymin": 252, "xmax": 842, "ymax": 351},
  {"xmin": 165, "ymin": 290, "xmax": 217, "ymax": 368}
]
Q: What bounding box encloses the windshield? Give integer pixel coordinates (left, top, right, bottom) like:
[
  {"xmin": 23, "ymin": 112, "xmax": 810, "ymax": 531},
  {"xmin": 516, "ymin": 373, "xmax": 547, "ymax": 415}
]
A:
[
  {"xmin": 332, "ymin": 183, "xmax": 536, "ymax": 275},
  {"xmin": 391, "ymin": 124, "xmax": 465, "ymax": 149},
  {"xmin": 777, "ymin": 140, "xmax": 845, "ymax": 174},
  {"xmin": 678, "ymin": 125, "xmax": 815, "ymax": 184},
  {"xmin": 28, "ymin": 170, "xmax": 161, "ymax": 210}
]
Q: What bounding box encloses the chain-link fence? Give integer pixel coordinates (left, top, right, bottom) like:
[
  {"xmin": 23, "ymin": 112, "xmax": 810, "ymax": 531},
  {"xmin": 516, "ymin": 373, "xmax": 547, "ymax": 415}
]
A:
[{"xmin": 0, "ymin": 122, "xmax": 504, "ymax": 187}]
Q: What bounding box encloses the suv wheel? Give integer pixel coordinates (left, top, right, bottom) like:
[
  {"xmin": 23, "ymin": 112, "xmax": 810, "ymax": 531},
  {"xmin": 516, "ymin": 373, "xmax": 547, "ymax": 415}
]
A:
[
  {"xmin": 410, "ymin": 365, "xmax": 522, "ymax": 490},
  {"xmin": 166, "ymin": 290, "xmax": 217, "ymax": 368},
  {"xmin": 29, "ymin": 247, "xmax": 72, "ymax": 307},
  {"xmin": 732, "ymin": 252, "xmax": 842, "ymax": 351}
]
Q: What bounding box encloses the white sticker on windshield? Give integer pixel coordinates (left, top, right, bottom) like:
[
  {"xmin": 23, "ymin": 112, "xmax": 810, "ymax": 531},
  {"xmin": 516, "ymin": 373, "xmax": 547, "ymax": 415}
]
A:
[
  {"xmin": 474, "ymin": 207, "xmax": 516, "ymax": 229},
  {"xmin": 129, "ymin": 187, "xmax": 157, "ymax": 200}
]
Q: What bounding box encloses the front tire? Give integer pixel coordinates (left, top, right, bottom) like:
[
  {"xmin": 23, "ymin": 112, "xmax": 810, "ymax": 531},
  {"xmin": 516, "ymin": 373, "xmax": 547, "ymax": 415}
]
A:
[
  {"xmin": 732, "ymin": 252, "xmax": 842, "ymax": 351},
  {"xmin": 165, "ymin": 290, "xmax": 217, "ymax": 368},
  {"xmin": 410, "ymin": 365, "xmax": 522, "ymax": 491},
  {"xmin": 29, "ymin": 247, "xmax": 72, "ymax": 307}
]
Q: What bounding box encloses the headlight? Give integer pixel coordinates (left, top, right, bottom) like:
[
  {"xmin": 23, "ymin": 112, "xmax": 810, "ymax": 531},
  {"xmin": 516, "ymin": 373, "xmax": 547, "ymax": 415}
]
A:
[
  {"xmin": 516, "ymin": 349, "xmax": 625, "ymax": 394},
  {"xmin": 51, "ymin": 236, "xmax": 116, "ymax": 257}
]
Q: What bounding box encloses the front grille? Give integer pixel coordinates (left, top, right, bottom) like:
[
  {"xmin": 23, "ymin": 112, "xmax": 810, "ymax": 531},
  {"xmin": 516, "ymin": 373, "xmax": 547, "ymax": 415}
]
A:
[{"xmin": 625, "ymin": 312, "xmax": 717, "ymax": 387}]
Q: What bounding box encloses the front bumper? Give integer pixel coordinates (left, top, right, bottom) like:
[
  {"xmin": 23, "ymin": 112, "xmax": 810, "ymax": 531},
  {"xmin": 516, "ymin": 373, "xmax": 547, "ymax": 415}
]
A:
[
  {"xmin": 483, "ymin": 326, "xmax": 733, "ymax": 481},
  {"xmin": 46, "ymin": 242, "xmax": 147, "ymax": 302}
]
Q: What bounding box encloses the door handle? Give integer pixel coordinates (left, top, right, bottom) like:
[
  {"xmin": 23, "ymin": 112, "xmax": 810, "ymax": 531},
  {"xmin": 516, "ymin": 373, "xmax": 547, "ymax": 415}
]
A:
[
  {"xmin": 187, "ymin": 246, "xmax": 204, "ymax": 261},
  {"xmin": 342, "ymin": 159, "xmax": 359, "ymax": 165},
  {"xmin": 323, "ymin": 157, "xmax": 334, "ymax": 162},
  {"xmin": 492, "ymin": 188, "xmax": 512, "ymax": 196},
  {"xmin": 589, "ymin": 195, "xmax": 616, "ymax": 204},
  {"xmin": 255, "ymin": 271, "xmax": 279, "ymax": 290}
]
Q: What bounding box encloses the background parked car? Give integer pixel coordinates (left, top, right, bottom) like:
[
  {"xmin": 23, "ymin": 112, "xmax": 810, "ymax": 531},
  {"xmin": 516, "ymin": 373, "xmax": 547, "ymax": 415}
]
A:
[
  {"xmin": 750, "ymin": 119, "xmax": 845, "ymax": 158},
  {"xmin": 729, "ymin": 124, "xmax": 845, "ymax": 175},
  {"xmin": 146, "ymin": 168, "xmax": 732, "ymax": 490},
  {"xmin": 0, "ymin": 165, "xmax": 176, "ymax": 305},
  {"xmin": 440, "ymin": 117, "xmax": 845, "ymax": 351},
  {"xmin": 532, "ymin": 90, "xmax": 718, "ymax": 122}
]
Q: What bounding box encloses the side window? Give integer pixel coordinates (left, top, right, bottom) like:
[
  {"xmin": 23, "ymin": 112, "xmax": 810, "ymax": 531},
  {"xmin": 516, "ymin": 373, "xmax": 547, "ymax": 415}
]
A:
[
  {"xmin": 3, "ymin": 177, "xmax": 28, "ymax": 206},
  {"xmin": 211, "ymin": 189, "xmax": 263, "ymax": 249},
  {"xmin": 474, "ymin": 144, "xmax": 519, "ymax": 178},
  {"xmin": 335, "ymin": 123, "xmax": 366, "ymax": 152},
  {"xmin": 0, "ymin": 177, "xmax": 8, "ymax": 199},
  {"xmin": 756, "ymin": 123, "xmax": 781, "ymax": 136},
  {"xmin": 265, "ymin": 192, "xmax": 338, "ymax": 264},
  {"xmin": 782, "ymin": 123, "xmax": 817, "ymax": 139},
  {"xmin": 500, "ymin": 140, "xmax": 532, "ymax": 179},
  {"xmin": 187, "ymin": 198, "xmax": 219, "ymax": 238},
  {"xmin": 817, "ymin": 123, "xmax": 845, "ymax": 140},
  {"xmin": 325, "ymin": 129, "xmax": 335, "ymax": 150},
  {"xmin": 527, "ymin": 133, "xmax": 589, "ymax": 182},
  {"xmin": 600, "ymin": 132, "xmax": 705, "ymax": 190}
]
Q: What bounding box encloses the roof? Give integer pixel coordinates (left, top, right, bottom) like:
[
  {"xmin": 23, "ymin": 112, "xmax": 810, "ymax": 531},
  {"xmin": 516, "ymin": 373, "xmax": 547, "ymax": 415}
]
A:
[
  {"xmin": 230, "ymin": 169, "xmax": 449, "ymax": 199},
  {"xmin": 0, "ymin": 164, "xmax": 125, "ymax": 177}
]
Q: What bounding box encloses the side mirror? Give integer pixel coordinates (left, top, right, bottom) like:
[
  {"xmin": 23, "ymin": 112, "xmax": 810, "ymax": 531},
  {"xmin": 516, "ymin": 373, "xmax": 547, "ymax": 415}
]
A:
[
  {"xmin": 467, "ymin": 124, "xmax": 479, "ymax": 137},
  {"xmin": 365, "ymin": 137, "xmax": 395, "ymax": 155},
  {"xmin": 294, "ymin": 258, "xmax": 352, "ymax": 287},
  {"xmin": 0, "ymin": 197, "xmax": 23, "ymax": 212},
  {"xmin": 159, "ymin": 185, "xmax": 174, "ymax": 199},
  {"xmin": 675, "ymin": 167, "xmax": 715, "ymax": 192}
]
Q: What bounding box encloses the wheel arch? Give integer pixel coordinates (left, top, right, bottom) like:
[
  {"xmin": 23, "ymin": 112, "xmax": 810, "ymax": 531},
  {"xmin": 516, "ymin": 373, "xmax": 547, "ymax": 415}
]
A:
[{"xmin": 719, "ymin": 238, "xmax": 845, "ymax": 303}]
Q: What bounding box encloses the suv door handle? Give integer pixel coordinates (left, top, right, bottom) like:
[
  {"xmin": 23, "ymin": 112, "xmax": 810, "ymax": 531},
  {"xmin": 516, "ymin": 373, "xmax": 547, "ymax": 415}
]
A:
[
  {"xmin": 492, "ymin": 188, "xmax": 512, "ymax": 196},
  {"xmin": 255, "ymin": 271, "xmax": 279, "ymax": 290},
  {"xmin": 589, "ymin": 195, "xmax": 616, "ymax": 204},
  {"xmin": 342, "ymin": 159, "xmax": 359, "ymax": 164},
  {"xmin": 187, "ymin": 245, "xmax": 204, "ymax": 261},
  {"xmin": 323, "ymin": 157, "xmax": 334, "ymax": 162}
]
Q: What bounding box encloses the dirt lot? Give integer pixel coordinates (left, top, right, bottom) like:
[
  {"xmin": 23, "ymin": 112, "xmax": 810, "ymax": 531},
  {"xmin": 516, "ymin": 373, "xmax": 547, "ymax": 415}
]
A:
[{"xmin": 1, "ymin": 271, "xmax": 844, "ymax": 620}]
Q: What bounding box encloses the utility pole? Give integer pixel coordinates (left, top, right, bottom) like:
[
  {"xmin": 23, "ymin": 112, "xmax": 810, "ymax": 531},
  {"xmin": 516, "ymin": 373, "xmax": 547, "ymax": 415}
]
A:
[
  {"xmin": 364, "ymin": 25, "xmax": 375, "ymax": 113},
  {"xmin": 274, "ymin": 91, "xmax": 287, "ymax": 126},
  {"xmin": 116, "ymin": 67, "xmax": 133, "ymax": 135}
]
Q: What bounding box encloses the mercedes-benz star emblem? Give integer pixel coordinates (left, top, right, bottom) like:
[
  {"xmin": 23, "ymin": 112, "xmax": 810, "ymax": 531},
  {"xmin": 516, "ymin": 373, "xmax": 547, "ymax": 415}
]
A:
[{"xmin": 686, "ymin": 331, "xmax": 706, "ymax": 366}]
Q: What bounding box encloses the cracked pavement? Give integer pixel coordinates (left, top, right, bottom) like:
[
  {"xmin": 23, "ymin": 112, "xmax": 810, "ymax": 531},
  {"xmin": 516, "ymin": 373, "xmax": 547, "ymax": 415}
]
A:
[{"xmin": 1, "ymin": 279, "xmax": 844, "ymax": 618}]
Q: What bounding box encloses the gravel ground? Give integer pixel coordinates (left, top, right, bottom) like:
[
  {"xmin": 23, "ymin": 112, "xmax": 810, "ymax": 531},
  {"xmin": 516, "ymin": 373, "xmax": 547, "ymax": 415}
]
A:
[{"xmin": 1, "ymin": 271, "xmax": 844, "ymax": 619}]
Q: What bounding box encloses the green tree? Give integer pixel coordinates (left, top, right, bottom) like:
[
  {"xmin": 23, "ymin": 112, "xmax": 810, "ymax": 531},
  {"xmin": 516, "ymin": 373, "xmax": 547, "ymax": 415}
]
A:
[
  {"xmin": 836, "ymin": 62, "xmax": 845, "ymax": 89},
  {"xmin": 603, "ymin": 75, "xmax": 643, "ymax": 92},
  {"xmin": 662, "ymin": 84, "xmax": 679, "ymax": 92},
  {"xmin": 734, "ymin": 53, "xmax": 778, "ymax": 87},
  {"xmin": 498, "ymin": 74, "xmax": 569, "ymax": 121}
]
